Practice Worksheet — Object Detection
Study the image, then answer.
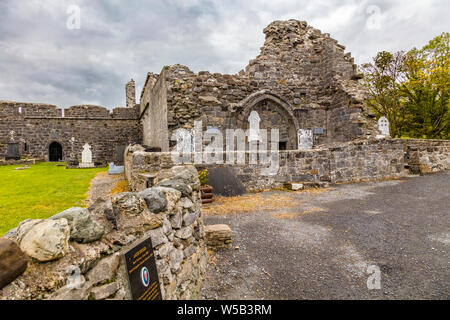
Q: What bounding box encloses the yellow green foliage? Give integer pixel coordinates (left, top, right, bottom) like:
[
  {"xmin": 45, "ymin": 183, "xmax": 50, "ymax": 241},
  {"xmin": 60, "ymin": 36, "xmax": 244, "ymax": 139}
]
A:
[
  {"xmin": 198, "ymin": 169, "xmax": 209, "ymax": 186},
  {"xmin": 362, "ymin": 32, "xmax": 449, "ymax": 139}
]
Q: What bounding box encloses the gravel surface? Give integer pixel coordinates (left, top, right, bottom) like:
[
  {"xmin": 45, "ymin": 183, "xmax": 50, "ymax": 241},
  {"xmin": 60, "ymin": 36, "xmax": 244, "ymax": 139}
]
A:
[{"xmin": 201, "ymin": 171, "xmax": 450, "ymax": 300}]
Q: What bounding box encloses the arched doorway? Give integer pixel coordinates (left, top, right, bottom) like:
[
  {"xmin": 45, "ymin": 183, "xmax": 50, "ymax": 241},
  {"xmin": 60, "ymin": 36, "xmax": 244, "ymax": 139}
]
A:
[
  {"xmin": 49, "ymin": 142, "xmax": 63, "ymax": 162},
  {"xmin": 238, "ymin": 91, "xmax": 300, "ymax": 150}
]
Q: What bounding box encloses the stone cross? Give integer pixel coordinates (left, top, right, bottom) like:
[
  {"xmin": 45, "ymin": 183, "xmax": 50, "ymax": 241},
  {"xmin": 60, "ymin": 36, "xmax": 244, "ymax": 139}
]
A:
[
  {"xmin": 69, "ymin": 137, "xmax": 75, "ymax": 158},
  {"xmin": 378, "ymin": 116, "xmax": 390, "ymax": 136},
  {"xmin": 298, "ymin": 129, "xmax": 313, "ymax": 150},
  {"xmin": 248, "ymin": 111, "xmax": 261, "ymax": 142},
  {"xmin": 81, "ymin": 143, "xmax": 93, "ymax": 164}
]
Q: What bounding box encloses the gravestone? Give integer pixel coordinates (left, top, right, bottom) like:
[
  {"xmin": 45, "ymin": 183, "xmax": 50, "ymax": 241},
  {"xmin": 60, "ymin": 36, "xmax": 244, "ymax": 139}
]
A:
[
  {"xmin": 172, "ymin": 129, "xmax": 194, "ymax": 164},
  {"xmin": 5, "ymin": 131, "xmax": 20, "ymax": 160},
  {"xmin": 298, "ymin": 129, "xmax": 313, "ymax": 150},
  {"xmin": 79, "ymin": 143, "xmax": 94, "ymax": 168},
  {"xmin": 248, "ymin": 111, "xmax": 261, "ymax": 165},
  {"xmin": 207, "ymin": 167, "xmax": 246, "ymax": 196},
  {"xmin": 108, "ymin": 163, "xmax": 124, "ymax": 175},
  {"xmin": 176, "ymin": 129, "xmax": 193, "ymax": 153},
  {"xmin": 313, "ymin": 127, "xmax": 324, "ymax": 135},
  {"xmin": 248, "ymin": 111, "xmax": 261, "ymax": 142},
  {"xmin": 377, "ymin": 116, "xmax": 390, "ymax": 137},
  {"xmin": 114, "ymin": 145, "xmax": 127, "ymax": 166},
  {"xmin": 6, "ymin": 143, "xmax": 20, "ymax": 160},
  {"xmin": 67, "ymin": 137, "xmax": 79, "ymax": 167}
]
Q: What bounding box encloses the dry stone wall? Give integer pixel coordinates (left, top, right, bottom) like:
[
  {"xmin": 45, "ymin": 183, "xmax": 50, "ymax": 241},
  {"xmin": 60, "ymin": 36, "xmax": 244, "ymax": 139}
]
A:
[
  {"xmin": 404, "ymin": 139, "xmax": 450, "ymax": 174},
  {"xmin": 0, "ymin": 166, "xmax": 208, "ymax": 300},
  {"xmin": 125, "ymin": 139, "xmax": 449, "ymax": 192}
]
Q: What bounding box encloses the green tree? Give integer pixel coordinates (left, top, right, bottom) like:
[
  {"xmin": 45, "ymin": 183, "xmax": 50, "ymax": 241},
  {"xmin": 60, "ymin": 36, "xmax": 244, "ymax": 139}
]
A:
[
  {"xmin": 361, "ymin": 51, "xmax": 407, "ymax": 137},
  {"xmin": 362, "ymin": 32, "xmax": 449, "ymax": 139},
  {"xmin": 401, "ymin": 32, "xmax": 450, "ymax": 139}
]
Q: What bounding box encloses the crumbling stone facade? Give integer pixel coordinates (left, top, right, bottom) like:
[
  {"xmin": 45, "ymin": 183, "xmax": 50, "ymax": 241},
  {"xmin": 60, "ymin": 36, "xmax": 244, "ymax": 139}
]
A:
[
  {"xmin": 139, "ymin": 20, "xmax": 378, "ymax": 151},
  {"xmin": 1, "ymin": 20, "xmax": 379, "ymax": 163}
]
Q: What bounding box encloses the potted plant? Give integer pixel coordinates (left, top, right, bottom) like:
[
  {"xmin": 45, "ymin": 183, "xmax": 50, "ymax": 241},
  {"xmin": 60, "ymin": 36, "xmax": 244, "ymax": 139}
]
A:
[{"xmin": 199, "ymin": 169, "xmax": 213, "ymax": 204}]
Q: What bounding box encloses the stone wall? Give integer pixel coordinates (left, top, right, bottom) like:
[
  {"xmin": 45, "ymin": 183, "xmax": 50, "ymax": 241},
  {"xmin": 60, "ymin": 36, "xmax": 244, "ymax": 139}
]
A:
[
  {"xmin": 1, "ymin": 20, "xmax": 380, "ymax": 162},
  {"xmin": 124, "ymin": 139, "xmax": 449, "ymax": 192},
  {"xmin": 140, "ymin": 69, "xmax": 170, "ymax": 151},
  {"xmin": 403, "ymin": 139, "xmax": 450, "ymax": 174},
  {"xmin": 0, "ymin": 101, "xmax": 141, "ymax": 163},
  {"xmin": 139, "ymin": 20, "xmax": 378, "ymax": 150},
  {"xmin": 0, "ymin": 165, "xmax": 207, "ymax": 300}
]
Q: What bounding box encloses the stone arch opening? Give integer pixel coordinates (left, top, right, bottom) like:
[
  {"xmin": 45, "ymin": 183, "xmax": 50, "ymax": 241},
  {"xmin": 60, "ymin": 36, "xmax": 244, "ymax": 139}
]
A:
[
  {"xmin": 238, "ymin": 91, "xmax": 299, "ymax": 150},
  {"xmin": 49, "ymin": 142, "xmax": 63, "ymax": 162}
]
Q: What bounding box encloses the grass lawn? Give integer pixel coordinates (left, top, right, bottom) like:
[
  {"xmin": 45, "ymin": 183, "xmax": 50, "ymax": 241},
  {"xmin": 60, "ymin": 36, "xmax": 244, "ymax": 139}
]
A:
[{"xmin": 0, "ymin": 162, "xmax": 107, "ymax": 236}]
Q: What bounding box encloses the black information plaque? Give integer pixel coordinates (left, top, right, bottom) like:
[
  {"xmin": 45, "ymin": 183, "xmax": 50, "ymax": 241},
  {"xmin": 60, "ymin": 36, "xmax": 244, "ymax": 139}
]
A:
[{"xmin": 123, "ymin": 237, "xmax": 162, "ymax": 300}]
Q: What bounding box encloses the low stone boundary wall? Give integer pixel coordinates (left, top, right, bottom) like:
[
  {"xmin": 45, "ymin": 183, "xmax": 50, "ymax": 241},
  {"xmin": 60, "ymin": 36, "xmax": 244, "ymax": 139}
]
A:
[
  {"xmin": 125, "ymin": 139, "xmax": 449, "ymax": 192},
  {"xmin": 0, "ymin": 165, "xmax": 208, "ymax": 300},
  {"xmin": 403, "ymin": 139, "xmax": 450, "ymax": 174},
  {"xmin": 0, "ymin": 159, "xmax": 42, "ymax": 166}
]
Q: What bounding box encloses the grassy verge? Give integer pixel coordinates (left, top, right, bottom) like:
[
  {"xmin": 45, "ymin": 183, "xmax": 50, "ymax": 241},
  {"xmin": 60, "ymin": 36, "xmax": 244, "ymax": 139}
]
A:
[{"xmin": 0, "ymin": 162, "xmax": 106, "ymax": 236}]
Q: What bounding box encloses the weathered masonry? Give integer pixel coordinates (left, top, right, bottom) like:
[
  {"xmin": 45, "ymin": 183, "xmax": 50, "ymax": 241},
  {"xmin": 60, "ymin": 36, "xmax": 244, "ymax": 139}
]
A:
[
  {"xmin": 124, "ymin": 139, "xmax": 450, "ymax": 192},
  {"xmin": 0, "ymin": 100, "xmax": 141, "ymax": 163},
  {"xmin": 2, "ymin": 19, "xmax": 448, "ymax": 170},
  {"xmin": 0, "ymin": 19, "xmax": 380, "ymax": 163},
  {"xmin": 0, "ymin": 166, "xmax": 208, "ymax": 300},
  {"xmin": 139, "ymin": 20, "xmax": 378, "ymax": 151}
]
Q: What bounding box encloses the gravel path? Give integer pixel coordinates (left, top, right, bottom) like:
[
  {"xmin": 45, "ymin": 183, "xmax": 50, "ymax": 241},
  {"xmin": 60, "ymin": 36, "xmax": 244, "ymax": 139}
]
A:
[{"xmin": 201, "ymin": 171, "xmax": 450, "ymax": 300}]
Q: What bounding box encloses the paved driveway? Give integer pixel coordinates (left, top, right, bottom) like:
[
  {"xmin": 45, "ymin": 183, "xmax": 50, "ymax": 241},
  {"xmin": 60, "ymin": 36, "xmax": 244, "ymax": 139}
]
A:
[{"xmin": 201, "ymin": 171, "xmax": 450, "ymax": 299}]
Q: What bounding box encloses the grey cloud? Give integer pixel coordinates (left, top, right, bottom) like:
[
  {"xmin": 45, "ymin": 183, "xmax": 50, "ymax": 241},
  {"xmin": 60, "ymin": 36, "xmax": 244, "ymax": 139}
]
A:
[{"xmin": 0, "ymin": 0, "xmax": 448, "ymax": 109}]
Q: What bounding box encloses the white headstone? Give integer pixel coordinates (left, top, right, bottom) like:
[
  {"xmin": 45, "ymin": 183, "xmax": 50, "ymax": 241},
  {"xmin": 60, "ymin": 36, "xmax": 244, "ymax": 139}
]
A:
[
  {"xmin": 80, "ymin": 143, "xmax": 94, "ymax": 168},
  {"xmin": 248, "ymin": 111, "xmax": 261, "ymax": 142},
  {"xmin": 298, "ymin": 129, "xmax": 313, "ymax": 150},
  {"xmin": 176, "ymin": 129, "xmax": 194, "ymax": 153},
  {"xmin": 377, "ymin": 116, "xmax": 390, "ymax": 137}
]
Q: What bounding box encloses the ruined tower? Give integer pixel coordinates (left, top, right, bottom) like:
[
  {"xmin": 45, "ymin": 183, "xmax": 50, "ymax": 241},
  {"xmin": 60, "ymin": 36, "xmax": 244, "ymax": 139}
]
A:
[{"xmin": 126, "ymin": 79, "xmax": 136, "ymax": 108}]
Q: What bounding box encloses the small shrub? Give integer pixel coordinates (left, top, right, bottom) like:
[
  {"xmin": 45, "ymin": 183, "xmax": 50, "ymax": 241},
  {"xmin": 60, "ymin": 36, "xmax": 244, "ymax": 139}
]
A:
[{"xmin": 198, "ymin": 169, "xmax": 209, "ymax": 186}]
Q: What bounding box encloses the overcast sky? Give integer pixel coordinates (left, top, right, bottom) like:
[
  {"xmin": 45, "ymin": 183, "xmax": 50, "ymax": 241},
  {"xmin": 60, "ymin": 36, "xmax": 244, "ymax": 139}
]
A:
[{"xmin": 0, "ymin": 0, "xmax": 448, "ymax": 109}]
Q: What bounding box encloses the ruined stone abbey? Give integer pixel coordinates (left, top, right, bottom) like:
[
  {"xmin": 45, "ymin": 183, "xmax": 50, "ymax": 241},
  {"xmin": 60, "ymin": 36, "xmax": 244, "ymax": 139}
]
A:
[
  {"xmin": 1, "ymin": 20, "xmax": 379, "ymax": 163},
  {"xmin": 1, "ymin": 19, "xmax": 449, "ymax": 302}
]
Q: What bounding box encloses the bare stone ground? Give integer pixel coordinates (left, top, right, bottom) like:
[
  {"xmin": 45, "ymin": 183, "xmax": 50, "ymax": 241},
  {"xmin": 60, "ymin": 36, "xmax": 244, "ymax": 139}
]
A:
[
  {"xmin": 84, "ymin": 172, "xmax": 127, "ymax": 206},
  {"xmin": 200, "ymin": 171, "xmax": 450, "ymax": 300}
]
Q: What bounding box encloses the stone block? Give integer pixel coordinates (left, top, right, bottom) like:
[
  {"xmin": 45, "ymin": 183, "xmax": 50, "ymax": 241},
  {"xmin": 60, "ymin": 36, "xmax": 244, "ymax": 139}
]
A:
[
  {"xmin": 19, "ymin": 219, "xmax": 70, "ymax": 262},
  {"xmin": 284, "ymin": 182, "xmax": 304, "ymax": 190},
  {"xmin": 0, "ymin": 239, "xmax": 28, "ymax": 289},
  {"xmin": 51, "ymin": 207, "xmax": 104, "ymax": 244},
  {"xmin": 204, "ymin": 224, "xmax": 232, "ymax": 249},
  {"xmin": 90, "ymin": 282, "xmax": 119, "ymax": 300},
  {"xmin": 86, "ymin": 254, "xmax": 120, "ymax": 286}
]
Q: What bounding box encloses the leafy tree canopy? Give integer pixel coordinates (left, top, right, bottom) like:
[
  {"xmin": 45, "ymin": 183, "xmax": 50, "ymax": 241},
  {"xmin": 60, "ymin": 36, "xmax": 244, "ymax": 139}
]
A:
[{"xmin": 362, "ymin": 32, "xmax": 449, "ymax": 139}]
